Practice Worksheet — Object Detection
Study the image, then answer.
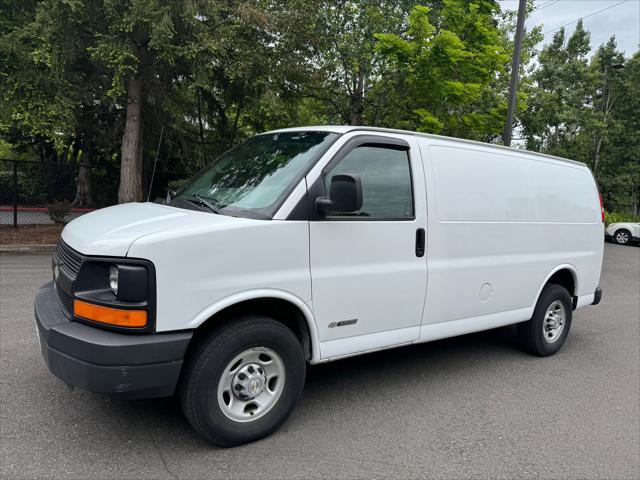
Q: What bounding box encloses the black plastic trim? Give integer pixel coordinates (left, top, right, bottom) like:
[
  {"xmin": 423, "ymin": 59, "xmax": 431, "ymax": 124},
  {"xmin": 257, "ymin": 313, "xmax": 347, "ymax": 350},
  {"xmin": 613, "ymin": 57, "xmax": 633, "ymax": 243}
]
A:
[
  {"xmin": 322, "ymin": 135, "xmax": 409, "ymax": 173},
  {"xmin": 286, "ymin": 178, "xmax": 310, "ymax": 221},
  {"xmin": 592, "ymin": 287, "xmax": 602, "ymax": 305},
  {"xmin": 39, "ymin": 341, "xmax": 184, "ymax": 399}
]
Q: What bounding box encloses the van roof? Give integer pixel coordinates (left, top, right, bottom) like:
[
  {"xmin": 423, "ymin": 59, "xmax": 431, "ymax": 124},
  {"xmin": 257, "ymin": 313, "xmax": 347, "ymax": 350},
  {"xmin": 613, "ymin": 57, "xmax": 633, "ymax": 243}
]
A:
[{"xmin": 265, "ymin": 125, "xmax": 588, "ymax": 168}]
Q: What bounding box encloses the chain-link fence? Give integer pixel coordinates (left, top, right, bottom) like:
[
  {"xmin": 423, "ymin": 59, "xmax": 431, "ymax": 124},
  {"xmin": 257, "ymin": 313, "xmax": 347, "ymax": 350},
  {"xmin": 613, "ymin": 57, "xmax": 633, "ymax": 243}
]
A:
[{"xmin": 0, "ymin": 159, "xmax": 189, "ymax": 227}]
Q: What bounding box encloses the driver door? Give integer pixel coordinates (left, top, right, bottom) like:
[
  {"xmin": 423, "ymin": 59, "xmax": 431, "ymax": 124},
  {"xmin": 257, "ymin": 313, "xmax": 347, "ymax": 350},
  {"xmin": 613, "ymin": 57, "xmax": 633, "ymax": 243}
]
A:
[{"xmin": 307, "ymin": 134, "xmax": 428, "ymax": 359}]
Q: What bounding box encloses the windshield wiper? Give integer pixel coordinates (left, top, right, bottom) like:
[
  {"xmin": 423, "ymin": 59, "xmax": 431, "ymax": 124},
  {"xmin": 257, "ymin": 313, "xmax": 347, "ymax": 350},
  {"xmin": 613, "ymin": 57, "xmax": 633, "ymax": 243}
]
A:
[{"xmin": 191, "ymin": 193, "xmax": 223, "ymax": 214}]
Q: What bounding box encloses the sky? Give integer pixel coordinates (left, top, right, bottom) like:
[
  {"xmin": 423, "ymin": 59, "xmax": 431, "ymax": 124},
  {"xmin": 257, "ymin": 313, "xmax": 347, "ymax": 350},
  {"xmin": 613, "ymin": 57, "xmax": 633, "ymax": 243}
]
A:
[{"xmin": 498, "ymin": 0, "xmax": 640, "ymax": 57}]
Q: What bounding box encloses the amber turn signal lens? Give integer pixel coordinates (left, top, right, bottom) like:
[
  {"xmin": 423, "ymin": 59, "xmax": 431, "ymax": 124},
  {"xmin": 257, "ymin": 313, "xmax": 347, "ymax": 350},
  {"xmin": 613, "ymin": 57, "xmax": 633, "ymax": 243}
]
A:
[{"xmin": 73, "ymin": 299, "xmax": 147, "ymax": 328}]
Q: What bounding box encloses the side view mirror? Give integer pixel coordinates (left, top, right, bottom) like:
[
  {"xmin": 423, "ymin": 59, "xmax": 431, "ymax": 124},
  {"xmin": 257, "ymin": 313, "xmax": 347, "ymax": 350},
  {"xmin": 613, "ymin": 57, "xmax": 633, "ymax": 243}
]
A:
[{"xmin": 316, "ymin": 174, "xmax": 363, "ymax": 215}]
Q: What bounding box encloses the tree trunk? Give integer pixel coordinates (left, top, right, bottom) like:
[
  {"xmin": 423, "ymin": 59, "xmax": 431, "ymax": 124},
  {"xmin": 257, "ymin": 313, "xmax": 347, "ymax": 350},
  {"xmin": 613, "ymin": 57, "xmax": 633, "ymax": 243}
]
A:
[
  {"xmin": 349, "ymin": 101, "xmax": 363, "ymax": 125},
  {"xmin": 138, "ymin": 115, "xmax": 145, "ymax": 201},
  {"xmin": 348, "ymin": 63, "xmax": 366, "ymax": 126},
  {"xmin": 73, "ymin": 144, "xmax": 93, "ymax": 207},
  {"xmin": 69, "ymin": 137, "xmax": 81, "ymax": 165},
  {"xmin": 118, "ymin": 75, "xmax": 143, "ymax": 203}
]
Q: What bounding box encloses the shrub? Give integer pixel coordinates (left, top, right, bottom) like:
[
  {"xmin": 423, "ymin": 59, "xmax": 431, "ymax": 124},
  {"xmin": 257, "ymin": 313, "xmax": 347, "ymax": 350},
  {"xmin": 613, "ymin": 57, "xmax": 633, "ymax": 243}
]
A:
[
  {"xmin": 604, "ymin": 210, "xmax": 640, "ymax": 226},
  {"xmin": 47, "ymin": 200, "xmax": 71, "ymax": 224}
]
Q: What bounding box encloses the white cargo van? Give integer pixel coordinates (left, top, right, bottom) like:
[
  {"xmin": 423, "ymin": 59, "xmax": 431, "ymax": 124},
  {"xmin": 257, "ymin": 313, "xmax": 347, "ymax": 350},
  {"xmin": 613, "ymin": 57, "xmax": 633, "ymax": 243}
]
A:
[{"xmin": 35, "ymin": 126, "xmax": 604, "ymax": 446}]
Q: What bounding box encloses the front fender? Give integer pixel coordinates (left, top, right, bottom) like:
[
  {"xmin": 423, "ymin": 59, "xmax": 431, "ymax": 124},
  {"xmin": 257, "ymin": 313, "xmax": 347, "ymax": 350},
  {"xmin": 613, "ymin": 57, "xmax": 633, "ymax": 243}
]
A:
[{"xmin": 188, "ymin": 289, "xmax": 321, "ymax": 364}]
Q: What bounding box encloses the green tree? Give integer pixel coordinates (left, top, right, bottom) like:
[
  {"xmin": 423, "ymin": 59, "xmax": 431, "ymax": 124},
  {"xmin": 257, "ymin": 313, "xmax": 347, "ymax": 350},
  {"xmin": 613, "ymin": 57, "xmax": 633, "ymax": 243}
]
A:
[
  {"xmin": 520, "ymin": 21, "xmax": 593, "ymax": 155},
  {"xmin": 305, "ymin": 0, "xmax": 413, "ymax": 125},
  {"xmin": 594, "ymin": 49, "xmax": 640, "ymax": 214},
  {"xmin": 0, "ymin": 0, "xmax": 118, "ymax": 206},
  {"xmin": 1, "ymin": 1, "xmax": 636, "ymax": 212},
  {"xmin": 89, "ymin": 0, "xmax": 205, "ymax": 202},
  {"xmin": 521, "ymin": 24, "xmax": 638, "ymax": 215},
  {"xmin": 375, "ymin": 0, "xmax": 509, "ymax": 139}
]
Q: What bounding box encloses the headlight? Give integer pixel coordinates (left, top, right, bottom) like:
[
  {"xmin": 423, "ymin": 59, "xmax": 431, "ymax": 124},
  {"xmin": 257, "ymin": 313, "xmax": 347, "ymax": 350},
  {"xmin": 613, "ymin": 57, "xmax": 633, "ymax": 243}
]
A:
[
  {"xmin": 109, "ymin": 266, "xmax": 119, "ymax": 295},
  {"xmin": 73, "ymin": 260, "xmax": 155, "ymax": 331}
]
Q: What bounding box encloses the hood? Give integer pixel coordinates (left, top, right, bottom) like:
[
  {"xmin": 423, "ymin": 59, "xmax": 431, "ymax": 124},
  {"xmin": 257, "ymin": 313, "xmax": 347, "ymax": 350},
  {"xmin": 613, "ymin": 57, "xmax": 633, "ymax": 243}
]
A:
[{"xmin": 61, "ymin": 202, "xmax": 244, "ymax": 257}]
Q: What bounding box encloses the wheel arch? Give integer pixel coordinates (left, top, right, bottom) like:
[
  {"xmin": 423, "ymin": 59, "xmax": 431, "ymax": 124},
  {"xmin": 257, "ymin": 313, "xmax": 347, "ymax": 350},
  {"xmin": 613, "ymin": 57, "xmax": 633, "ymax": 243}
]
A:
[
  {"xmin": 188, "ymin": 290, "xmax": 320, "ymax": 363},
  {"xmin": 534, "ymin": 265, "xmax": 579, "ymax": 310}
]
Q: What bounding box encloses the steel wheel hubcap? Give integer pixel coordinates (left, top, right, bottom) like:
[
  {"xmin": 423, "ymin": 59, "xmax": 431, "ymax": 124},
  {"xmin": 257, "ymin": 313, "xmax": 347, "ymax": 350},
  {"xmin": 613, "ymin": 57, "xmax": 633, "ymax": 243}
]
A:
[
  {"xmin": 616, "ymin": 232, "xmax": 629, "ymax": 243},
  {"xmin": 543, "ymin": 300, "xmax": 565, "ymax": 343},
  {"xmin": 232, "ymin": 363, "xmax": 266, "ymax": 399},
  {"xmin": 217, "ymin": 347, "xmax": 285, "ymax": 422}
]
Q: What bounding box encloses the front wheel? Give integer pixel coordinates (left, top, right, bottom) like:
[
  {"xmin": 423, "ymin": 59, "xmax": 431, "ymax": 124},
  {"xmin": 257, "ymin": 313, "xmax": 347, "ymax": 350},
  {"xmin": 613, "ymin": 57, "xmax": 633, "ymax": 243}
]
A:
[
  {"xmin": 518, "ymin": 284, "xmax": 572, "ymax": 356},
  {"xmin": 614, "ymin": 229, "xmax": 631, "ymax": 245},
  {"xmin": 180, "ymin": 316, "xmax": 306, "ymax": 447}
]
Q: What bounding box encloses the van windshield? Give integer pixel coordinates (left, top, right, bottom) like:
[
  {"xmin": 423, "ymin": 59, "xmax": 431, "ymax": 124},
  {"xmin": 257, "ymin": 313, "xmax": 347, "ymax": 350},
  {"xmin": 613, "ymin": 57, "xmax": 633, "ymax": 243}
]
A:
[{"xmin": 172, "ymin": 131, "xmax": 337, "ymax": 218}]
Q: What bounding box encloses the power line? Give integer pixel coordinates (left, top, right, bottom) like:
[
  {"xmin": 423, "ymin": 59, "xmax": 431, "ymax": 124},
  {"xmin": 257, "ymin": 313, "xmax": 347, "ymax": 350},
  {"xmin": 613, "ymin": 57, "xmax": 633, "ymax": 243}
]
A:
[
  {"xmin": 533, "ymin": 0, "xmax": 560, "ymax": 13},
  {"xmin": 542, "ymin": 0, "xmax": 630, "ymax": 36}
]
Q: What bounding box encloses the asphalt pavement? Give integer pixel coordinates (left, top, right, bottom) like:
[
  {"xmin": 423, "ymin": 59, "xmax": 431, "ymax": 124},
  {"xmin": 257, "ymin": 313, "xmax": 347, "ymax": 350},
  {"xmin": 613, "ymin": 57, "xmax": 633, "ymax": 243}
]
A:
[{"xmin": 1, "ymin": 244, "xmax": 639, "ymax": 479}]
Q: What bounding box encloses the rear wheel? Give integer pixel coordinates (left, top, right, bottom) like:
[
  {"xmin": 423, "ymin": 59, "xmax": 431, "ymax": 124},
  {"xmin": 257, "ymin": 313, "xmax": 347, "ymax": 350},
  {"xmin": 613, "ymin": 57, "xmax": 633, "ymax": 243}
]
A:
[
  {"xmin": 180, "ymin": 316, "xmax": 306, "ymax": 447},
  {"xmin": 518, "ymin": 284, "xmax": 572, "ymax": 356},
  {"xmin": 614, "ymin": 229, "xmax": 631, "ymax": 245}
]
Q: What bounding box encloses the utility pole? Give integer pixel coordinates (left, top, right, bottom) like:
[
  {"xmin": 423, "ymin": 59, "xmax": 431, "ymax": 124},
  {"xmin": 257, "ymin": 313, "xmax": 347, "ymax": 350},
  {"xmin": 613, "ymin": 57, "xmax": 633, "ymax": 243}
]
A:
[
  {"xmin": 593, "ymin": 63, "xmax": 624, "ymax": 176},
  {"xmin": 502, "ymin": 0, "xmax": 527, "ymax": 147}
]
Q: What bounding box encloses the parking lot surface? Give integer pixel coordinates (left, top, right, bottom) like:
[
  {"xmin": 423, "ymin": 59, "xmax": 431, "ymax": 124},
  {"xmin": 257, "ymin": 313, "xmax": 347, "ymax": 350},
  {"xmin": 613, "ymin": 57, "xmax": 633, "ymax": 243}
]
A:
[{"xmin": 1, "ymin": 244, "xmax": 639, "ymax": 479}]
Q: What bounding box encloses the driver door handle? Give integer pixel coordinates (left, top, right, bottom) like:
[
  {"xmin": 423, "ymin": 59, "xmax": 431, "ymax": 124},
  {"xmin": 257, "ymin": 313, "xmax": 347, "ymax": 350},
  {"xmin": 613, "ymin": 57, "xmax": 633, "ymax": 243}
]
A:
[{"xmin": 415, "ymin": 228, "xmax": 425, "ymax": 257}]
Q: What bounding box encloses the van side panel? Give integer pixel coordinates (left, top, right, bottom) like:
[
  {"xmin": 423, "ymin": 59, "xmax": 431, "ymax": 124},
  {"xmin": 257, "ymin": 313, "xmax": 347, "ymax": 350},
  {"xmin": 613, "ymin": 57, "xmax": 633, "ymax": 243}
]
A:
[{"xmin": 420, "ymin": 140, "xmax": 603, "ymax": 328}]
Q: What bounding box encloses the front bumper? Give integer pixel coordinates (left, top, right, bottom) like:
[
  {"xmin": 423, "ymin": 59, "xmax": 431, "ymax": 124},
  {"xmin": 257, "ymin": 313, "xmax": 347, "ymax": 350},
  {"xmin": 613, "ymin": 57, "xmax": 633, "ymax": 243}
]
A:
[{"xmin": 35, "ymin": 282, "xmax": 192, "ymax": 399}]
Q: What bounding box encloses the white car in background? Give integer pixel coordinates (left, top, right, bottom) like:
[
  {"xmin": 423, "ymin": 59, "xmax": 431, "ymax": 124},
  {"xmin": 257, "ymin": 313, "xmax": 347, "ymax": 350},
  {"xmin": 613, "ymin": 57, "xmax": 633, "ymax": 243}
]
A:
[{"xmin": 605, "ymin": 222, "xmax": 640, "ymax": 245}]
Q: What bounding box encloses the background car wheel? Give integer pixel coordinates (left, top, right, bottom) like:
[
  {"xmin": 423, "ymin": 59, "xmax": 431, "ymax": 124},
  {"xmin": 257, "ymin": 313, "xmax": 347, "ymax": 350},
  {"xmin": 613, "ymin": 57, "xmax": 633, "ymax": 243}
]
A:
[
  {"xmin": 518, "ymin": 284, "xmax": 572, "ymax": 356},
  {"xmin": 180, "ymin": 316, "xmax": 306, "ymax": 447},
  {"xmin": 614, "ymin": 229, "xmax": 631, "ymax": 245}
]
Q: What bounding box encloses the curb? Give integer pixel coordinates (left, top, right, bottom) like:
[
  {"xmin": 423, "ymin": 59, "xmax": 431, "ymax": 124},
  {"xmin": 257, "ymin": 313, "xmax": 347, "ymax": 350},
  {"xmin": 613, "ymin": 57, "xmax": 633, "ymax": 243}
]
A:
[{"xmin": 0, "ymin": 244, "xmax": 56, "ymax": 254}]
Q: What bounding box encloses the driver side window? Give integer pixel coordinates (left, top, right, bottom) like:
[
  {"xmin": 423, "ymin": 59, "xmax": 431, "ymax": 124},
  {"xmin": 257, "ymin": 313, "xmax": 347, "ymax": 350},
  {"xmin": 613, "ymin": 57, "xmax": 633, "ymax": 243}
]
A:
[{"xmin": 325, "ymin": 145, "xmax": 414, "ymax": 219}]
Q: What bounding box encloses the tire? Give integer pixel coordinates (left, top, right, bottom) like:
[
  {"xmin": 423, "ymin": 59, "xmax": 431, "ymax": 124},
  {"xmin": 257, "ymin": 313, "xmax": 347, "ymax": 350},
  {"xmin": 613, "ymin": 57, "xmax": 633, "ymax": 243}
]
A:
[
  {"xmin": 518, "ymin": 284, "xmax": 572, "ymax": 356},
  {"xmin": 613, "ymin": 229, "xmax": 631, "ymax": 245},
  {"xmin": 179, "ymin": 316, "xmax": 306, "ymax": 447}
]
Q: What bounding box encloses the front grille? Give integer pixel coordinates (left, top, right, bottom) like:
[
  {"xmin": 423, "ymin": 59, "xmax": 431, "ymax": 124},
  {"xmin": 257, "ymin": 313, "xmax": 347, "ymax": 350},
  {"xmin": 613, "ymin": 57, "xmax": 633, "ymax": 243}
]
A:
[
  {"xmin": 55, "ymin": 240, "xmax": 82, "ymax": 277},
  {"xmin": 53, "ymin": 240, "xmax": 83, "ymax": 316},
  {"xmin": 56, "ymin": 285, "xmax": 74, "ymax": 315}
]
